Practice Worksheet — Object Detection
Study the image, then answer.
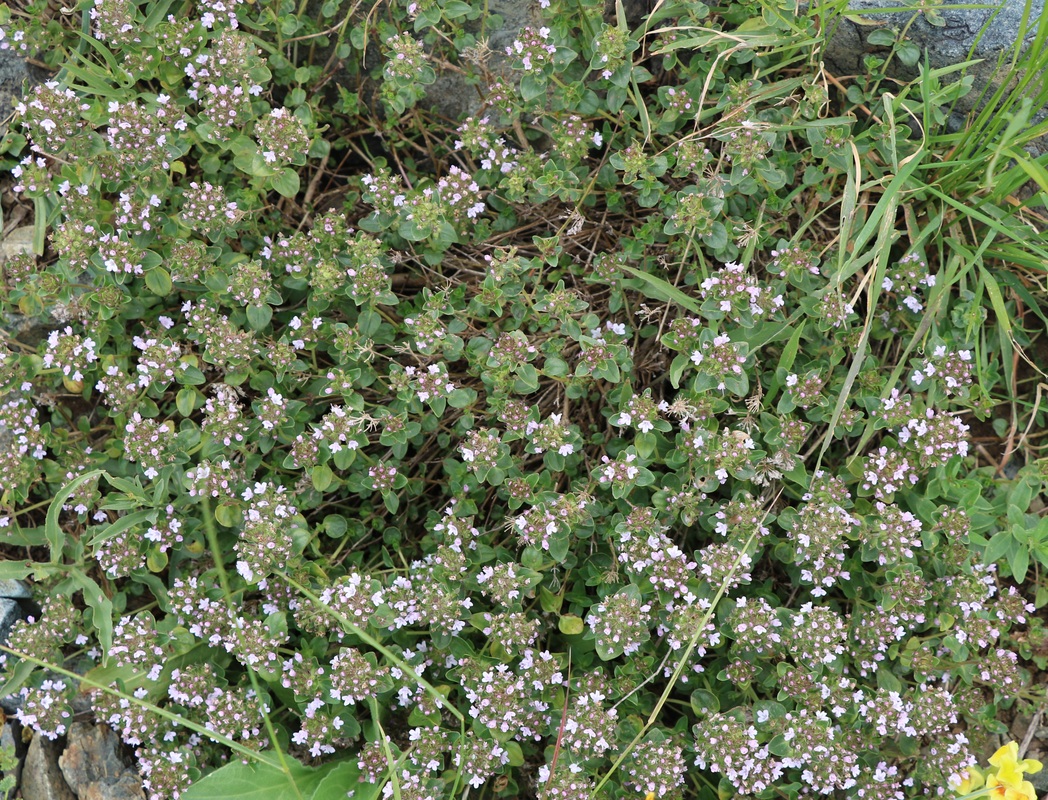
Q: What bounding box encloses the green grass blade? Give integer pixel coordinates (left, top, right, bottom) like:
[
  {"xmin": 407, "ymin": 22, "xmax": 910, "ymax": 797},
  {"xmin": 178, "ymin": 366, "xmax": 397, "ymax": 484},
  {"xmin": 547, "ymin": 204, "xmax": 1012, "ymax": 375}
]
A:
[{"xmin": 621, "ymin": 264, "xmax": 701, "ymax": 313}]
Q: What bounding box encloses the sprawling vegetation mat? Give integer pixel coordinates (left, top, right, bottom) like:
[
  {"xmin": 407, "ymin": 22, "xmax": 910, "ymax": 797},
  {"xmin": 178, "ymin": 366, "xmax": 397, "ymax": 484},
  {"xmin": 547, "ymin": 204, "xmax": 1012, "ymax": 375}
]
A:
[{"xmin": 1, "ymin": 0, "xmax": 1048, "ymax": 797}]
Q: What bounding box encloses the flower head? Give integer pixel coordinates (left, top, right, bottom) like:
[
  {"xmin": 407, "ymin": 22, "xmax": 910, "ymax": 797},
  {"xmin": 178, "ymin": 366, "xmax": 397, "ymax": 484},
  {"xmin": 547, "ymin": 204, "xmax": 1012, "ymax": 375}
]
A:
[{"xmin": 985, "ymin": 742, "xmax": 1042, "ymax": 800}]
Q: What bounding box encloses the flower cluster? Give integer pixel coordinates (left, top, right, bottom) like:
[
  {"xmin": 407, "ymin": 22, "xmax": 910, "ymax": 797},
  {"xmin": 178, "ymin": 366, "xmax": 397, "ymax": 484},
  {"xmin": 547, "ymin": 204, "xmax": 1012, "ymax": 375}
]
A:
[
  {"xmin": 550, "ymin": 115, "xmax": 602, "ymax": 164},
  {"xmin": 694, "ymin": 712, "xmax": 784, "ymax": 794},
  {"xmin": 863, "ymin": 502, "xmax": 922, "ymax": 565},
  {"xmin": 895, "ymin": 408, "xmax": 970, "ymax": 467},
  {"xmin": 699, "ymin": 260, "xmax": 784, "ymax": 321},
  {"xmin": 16, "ymin": 680, "xmax": 74, "ymax": 740},
  {"xmin": 235, "ymin": 482, "xmax": 299, "ymax": 583},
  {"xmin": 784, "ymin": 370, "xmax": 825, "ymax": 409},
  {"xmin": 43, "ymin": 326, "xmax": 98, "ymax": 383},
  {"xmin": 256, "ymin": 107, "xmax": 310, "ymax": 165},
  {"xmin": 3, "ymin": 597, "xmax": 80, "ymax": 667},
  {"xmin": 383, "ymin": 34, "xmax": 427, "ymax": 82},
  {"xmin": 861, "ymin": 446, "xmax": 919, "ymax": 500},
  {"xmin": 587, "ymin": 589, "xmax": 652, "ymax": 657},
  {"xmin": 16, "ymin": 80, "xmax": 90, "ymax": 154},
  {"xmin": 625, "ymin": 739, "xmax": 686, "ymax": 796},
  {"xmin": 455, "ymin": 116, "xmax": 518, "ymax": 174},
  {"xmin": 912, "ymin": 346, "xmax": 973, "ymax": 395},
  {"xmin": 181, "ymin": 181, "xmax": 238, "ymax": 231},
  {"xmin": 111, "ymin": 613, "xmax": 169, "ymax": 681},
  {"xmin": 428, "ymin": 166, "xmax": 486, "ymax": 223},
  {"xmin": 182, "ymin": 298, "xmax": 259, "ymax": 367},
  {"xmin": 689, "ymin": 333, "xmax": 748, "ymax": 391},
  {"xmin": 360, "ymin": 167, "xmax": 406, "ymax": 215},
  {"xmin": 768, "ymin": 244, "xmax": 820, "ymax": 280},
  {"xmin": 506, "ymin": 27, "xmax": 556, "ymax": 72},
  {"xmin": 123, "ymin": 413, "xmax": 178, "ymax": 479},
  {"xmin": 882, "ymin": 254, "xmax": 935, "ymax": 314},
  {"xmin": 105, "ymin": 99, "xmax": 182, "ymax": 174},
  {"xmin": 328, "ymin": 647, "xmax": 389, "ymax": 704}
]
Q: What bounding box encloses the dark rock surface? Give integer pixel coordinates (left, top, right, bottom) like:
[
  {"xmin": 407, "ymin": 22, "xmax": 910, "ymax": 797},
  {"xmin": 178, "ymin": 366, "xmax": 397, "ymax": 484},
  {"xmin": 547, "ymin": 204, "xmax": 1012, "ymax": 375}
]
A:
[
  {"xmin": 0, "ymin": 49, "xmax": 32, "ymax": 138},
  {"xmin": 59, "ymin": 722, "xmax": 145, "ymax": 800},
  {"xmin": 0, "ymin": 226, "xmax": 51, "ymax": 344},
  {"xmin": 21, "ymin": 735, "xmax": 76, "ymax": 800},
  {"xmin": 822, "ymin": 0, "xmax": 1047, "ymax": 155},
  {"xmin": 0, "ymin": 581, "xmax": 30, "ymax": 600},
  {"xmin": 0, "ymin": 599, "xmax": 20, "ymax": 647}
]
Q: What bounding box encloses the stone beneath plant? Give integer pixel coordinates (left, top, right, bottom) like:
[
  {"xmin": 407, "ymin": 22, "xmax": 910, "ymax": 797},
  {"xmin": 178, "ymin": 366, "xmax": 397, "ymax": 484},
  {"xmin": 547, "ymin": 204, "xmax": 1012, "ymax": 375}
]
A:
[
  {"xmin": 0, "ymin": 599, "xmax": 20, "ymax": 646},
  {"xmin": 0, "ymin": 580, "xmax": 30, "ymax": 600},
  {"xmin": 0, "ymin": 49, "xmax": 32, "ymax": 137},
  {"xmin": 21, "ymin": 735, "xmax": 76, "ymax": 800},
  {"xmin": 823, "ymin": 0, "xmax": 1048, "ymax": 155},
  {"xmin": 59, "ymin": 722, "xmax": 145, "ymax": 800},
  {"xmin": 0, "ymin": 226, "xmax": 33, "ymax": 263}
]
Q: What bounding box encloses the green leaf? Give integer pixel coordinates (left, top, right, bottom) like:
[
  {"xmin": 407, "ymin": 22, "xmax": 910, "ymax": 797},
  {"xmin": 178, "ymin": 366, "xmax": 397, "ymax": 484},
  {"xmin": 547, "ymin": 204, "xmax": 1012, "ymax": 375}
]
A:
[
  {"xmin": 443, "ymin": 0, "xmax": 472, "ymax": 17},
  {"xmin": 64, "ymin": 569, "xmax": 114, "ymax": 665},
  {"xmin": 180, "ymin": 365, "xmax": 207, "ymax": 385},
  {"xmin": 689, "ymin": 688, "xmax": 720, "ymax": 718},
  {"xmin": 0, "ymin": 659, "xmax": 36, "ymax": 700},
  {"xmin": 215, "ymin": 503, "xmax": 241, "ymax": 528},
  {"xmin": 0, "ymin": 561, "xmax": 32, "ymax": 580},
  {"xmin": 622, "ymin": 265, "xmax": 700, "ymax": 313},
  {"xmin": 867, "ymin": 29, "xmax": 896, "ymax": 46},
  {"xmin": 88, "ymin": 508, "xmax": 157, "ymax": 547},
  {"xmin": 1008, "ymin": 544, "xmax": 1030, "ymax": 583},
  {"xmin": 983, "ymin": 530, "xmax": 1014, "ymax": 564},
  {"xmin": 519, "ymin": 73, "xmax": 546, "ymax": 102},
  {"xmin": 312, "ymin": 761, "xmax": 378, "ymax": 800},
  {"xmin": 324, "ymin": 514, "xmax": 348, "ymax": 538},
  {"xmin": 143, "ymin": 0, "xmax": 179, "ymax": 28},
  {"xmin": 181, "ymin": 758, "xmax": 356, "ymax": 800},
  {"xmin": 102, "ymin": 473, "xmax": 148, "ymax": 500},
  {"xmin": 246, "ymin": 303, "xmax": 273, "ymax": 331},
  {"xmin": 271, "ymin": 168, "xmax": 300, "ymax": 199},
  {"xmin": 539, "ymin": 586, "xmax": 563, "ymax": 614},
  {"xmin": 311, "ymin": 465, "xmax": 334, "ymax": 492},
  {"xmin": 776, "ymin": 321, "xmax": 806, "ymax": 376},
  {"xmin": 46, "ymin": 469, "xmax": 106, "ymax": 563},
  {"xmin": 558, "ymin": 614, "xmax": 584, "ymax": 635},
  {"xmin": 176, "ymin": 387, "xmax": 198, "ymax": 417},
  {"xmin": 896, "ymin": 41, "xmax": 921, "ymax": 67}
]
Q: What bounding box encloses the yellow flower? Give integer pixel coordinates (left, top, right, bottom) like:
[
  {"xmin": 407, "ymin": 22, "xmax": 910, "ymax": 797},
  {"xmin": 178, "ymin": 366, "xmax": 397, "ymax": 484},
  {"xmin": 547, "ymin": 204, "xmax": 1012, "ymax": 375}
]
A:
[
  {"xmin": 984, "ymin": 742, "xmax": 1043, "ymax": 800},
  {"xmin": 949, "ymin": 766, "xmax": 984, "ymax": 795}
]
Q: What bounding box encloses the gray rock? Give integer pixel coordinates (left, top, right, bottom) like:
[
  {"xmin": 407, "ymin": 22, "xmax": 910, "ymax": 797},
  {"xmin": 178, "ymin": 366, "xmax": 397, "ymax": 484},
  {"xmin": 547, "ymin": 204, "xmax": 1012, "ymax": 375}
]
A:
[
  {"xmin": 823, "ymin": 0, "xmax": 1048, "ymax": 155},
  {"xmin": 0, "ymin": 599, "xmax": 20, "ymax": 646},
  {"xmin": 0, "ymin": 49, "xmax": 31, "ymax": 139},
  {"xmin": 0, "ymin": 226, "xmax": 34, "ymax": 263},
  {"xmin": 323, "ymin": 0, "xmax": 647, "ymax": 121},
  {"xmin": 0, "ymin": 581, "xmax": 30, "ymax": 600},
  {"xmin": 59, "ymin": 722, "xmax": 144, "ymax": 800},
  {"xmin": 421, "ymin": 0, "xmax": 544, "ymax": 121},
  {"xmin": 0, "ymin": 226, "xmax": 50, "ymax": 345},
  {"xmin": 20, "ymin": 735, "xmax": 76, "ymax": 800},
  {"xmin": 1032, "ymin": 770, "xmax": 1048, "ymax": 793}
]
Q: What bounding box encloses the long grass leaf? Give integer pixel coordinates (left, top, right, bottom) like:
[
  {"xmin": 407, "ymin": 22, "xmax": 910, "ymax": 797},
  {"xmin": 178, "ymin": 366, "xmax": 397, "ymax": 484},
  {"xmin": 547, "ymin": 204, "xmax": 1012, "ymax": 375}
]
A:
[
  {"xmin": 280, "ymin": 572, "xmax": 466, "ymax": 724},
  {"xmin": 0, "ymin": 645, "xmax": 285, "ymax": 768},
  {"xmin": 621, "ymin": 264, "xmax": 701, "ymax": 313},
  {"xmin": 979, "ymin": 265, "xmax": 1017, "ymax": 394}
]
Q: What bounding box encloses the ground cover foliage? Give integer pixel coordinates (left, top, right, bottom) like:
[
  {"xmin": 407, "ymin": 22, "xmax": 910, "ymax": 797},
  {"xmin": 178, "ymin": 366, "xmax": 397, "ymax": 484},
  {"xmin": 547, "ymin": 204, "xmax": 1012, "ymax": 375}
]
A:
[{"xmin": 1, "ymin": 0, "xmax": 1048, "ymax": 796}]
